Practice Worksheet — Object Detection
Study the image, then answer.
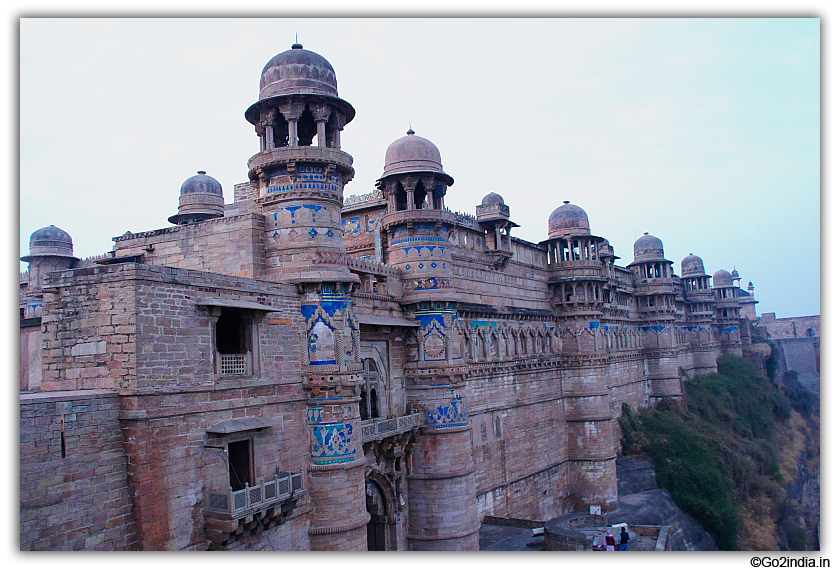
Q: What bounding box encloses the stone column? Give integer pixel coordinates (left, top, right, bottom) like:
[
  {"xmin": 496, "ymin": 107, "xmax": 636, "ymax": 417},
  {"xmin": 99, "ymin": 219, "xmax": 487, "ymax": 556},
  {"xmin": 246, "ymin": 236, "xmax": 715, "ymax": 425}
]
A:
[
  {"xmin": 283, "ymin": 105, "xmax": 304, "ymax": 148},
  {"xmin": 405, "ymin": 180, "xmax": 417, "ymax": 210}
]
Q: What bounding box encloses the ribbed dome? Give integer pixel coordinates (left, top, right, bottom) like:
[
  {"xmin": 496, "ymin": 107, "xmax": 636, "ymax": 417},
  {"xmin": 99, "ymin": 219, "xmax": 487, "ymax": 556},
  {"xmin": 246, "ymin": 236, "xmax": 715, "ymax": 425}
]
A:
[
  {"xmin": 259, "ymin": 43, "xmax": 338, "ymax": 100},
  {"xmin": 633, "ymin": 232, "xmax": 665, "ymax": 262},
  {"xmin": 382, "ymin": 129, "xmax": 447, "ymax": 178},
  {"xmin": 713, "ymin": 269, "xmax": 734, "ymax": 287},
  {"xmin": 180, "ymin": 171, "xmax": 223, "ymax": 196},
  {"xmin": 481, "ymin": 192, "xmax": 505, "ymax": 206},
  {"xmin": 548, "ymin": 201, "xmax": 590, "ymax": 238},
  {"xmin": 21, "ymin": 225, "xmax": 76, "ymax": 261},
  {"xmin": 681, "ymin": 253, "xmax": 705, "ymax": 276}
]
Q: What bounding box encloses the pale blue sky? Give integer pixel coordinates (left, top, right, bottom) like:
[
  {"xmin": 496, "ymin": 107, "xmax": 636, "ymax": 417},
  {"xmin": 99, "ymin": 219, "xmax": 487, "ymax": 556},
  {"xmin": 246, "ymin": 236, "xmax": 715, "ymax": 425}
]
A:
[{"xmin": 18, "ymin": 18, "xmax": 820, "ymax": 317}]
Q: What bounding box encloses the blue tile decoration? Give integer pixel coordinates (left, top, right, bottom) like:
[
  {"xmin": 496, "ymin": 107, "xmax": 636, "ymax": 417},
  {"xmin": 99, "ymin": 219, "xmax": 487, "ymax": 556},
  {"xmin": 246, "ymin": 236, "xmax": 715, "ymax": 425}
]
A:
[
  {"xmin": 310, "ymin": 421, "xmax": 358, "ymax": 465},
  {"xmin": 285, "ymin": 205, "xmax": 301, "ymax": 223},
  {"xmin": 303, "ymin": 204, "xmax": 324, "ymax": 221},
  {"xmin": 309, "ymin": 228, "xmax": 318, "ymax": 238},
  {"xmin": 425, "ymin": 390, "xmax": 468, "ymax": 429},
  {"xmin": 412, "ymin": 277, "xmax": 453, "ymax": 291},
  {"xmin": 414, "ymin": 307, "xmax": 457, "ymax": 329},
  {"xmin": 326, "ymin": 229, "xmax": 334, "ymax": 237}
]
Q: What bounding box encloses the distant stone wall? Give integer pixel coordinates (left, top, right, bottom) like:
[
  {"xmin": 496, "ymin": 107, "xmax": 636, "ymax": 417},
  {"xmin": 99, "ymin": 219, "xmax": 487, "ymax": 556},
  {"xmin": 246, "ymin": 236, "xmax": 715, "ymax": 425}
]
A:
[
  {"xmin": 20, "ymin": 390, "xmax": 139, "ymax": 550},
  {"xmin": 777, "ymin": 338, "xmax": 820, "ymax": 393},
  {"xmin": 759, "ymin": 313, "xmax": 820, "ymax": 340}
]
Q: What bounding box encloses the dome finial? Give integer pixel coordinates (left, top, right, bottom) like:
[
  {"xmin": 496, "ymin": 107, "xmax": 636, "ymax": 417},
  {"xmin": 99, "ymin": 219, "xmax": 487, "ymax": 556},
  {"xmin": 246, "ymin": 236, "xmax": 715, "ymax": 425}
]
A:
[
  {"xmin": 292, "ymin": 33, "xmax": 302, "ymax": 49},
  {"xmin": 407, "ymin": 123, "xmax": 415, "ymax": 136}
]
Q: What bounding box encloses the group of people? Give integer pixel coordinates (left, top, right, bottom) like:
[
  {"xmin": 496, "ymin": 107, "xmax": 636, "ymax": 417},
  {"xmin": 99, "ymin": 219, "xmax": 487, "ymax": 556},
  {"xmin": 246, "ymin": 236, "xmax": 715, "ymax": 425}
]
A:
[{"xmin": 593, "ymin": 527, "xmax": 631, "ymax": 551}]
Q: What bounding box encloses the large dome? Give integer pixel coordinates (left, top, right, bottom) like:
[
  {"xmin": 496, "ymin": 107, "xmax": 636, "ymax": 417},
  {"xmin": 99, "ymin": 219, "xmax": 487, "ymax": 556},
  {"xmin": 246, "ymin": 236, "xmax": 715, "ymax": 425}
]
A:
[
  {"xmin": 259, "ymin": 43, "xmax": 339, "ymax": 100},
  {"xmin": 381, "ymin": 129, "xmax": 451, "ymax": 182},
  {"xmin": 21, "ymin": 225, "xmax": 76, "ymax": 261},
  {"xmin": 180, "ymin": 171, "xmax": 223, "ymax": 196},
  {"xmin": 633, "ymin": 232, "xmax": 665, "ymax": 262},
  {"xmin": 548, "ymin": 201, "xmax": 590, "ymax": 238},
  {"xmin": 713, "ymin": 269, "xmax": 733, "ymax": 287},
  {"xmin": 681, "ymin": 253, "xmax": 705, "ymax": 276}
]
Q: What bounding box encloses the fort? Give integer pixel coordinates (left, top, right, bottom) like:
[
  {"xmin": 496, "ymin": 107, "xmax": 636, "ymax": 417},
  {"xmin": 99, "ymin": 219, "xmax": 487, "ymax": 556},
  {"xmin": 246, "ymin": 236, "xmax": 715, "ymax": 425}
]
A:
[{"xmin": 20, "ymin": 43, "xmax": 764, "ymax": 551}]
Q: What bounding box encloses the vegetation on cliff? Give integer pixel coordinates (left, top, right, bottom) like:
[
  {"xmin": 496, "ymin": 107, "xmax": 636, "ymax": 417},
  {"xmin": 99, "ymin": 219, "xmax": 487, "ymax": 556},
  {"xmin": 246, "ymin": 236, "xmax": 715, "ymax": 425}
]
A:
[{"xmin": 620, "ymin": 355, "xmax": 819, "ymax": 550}]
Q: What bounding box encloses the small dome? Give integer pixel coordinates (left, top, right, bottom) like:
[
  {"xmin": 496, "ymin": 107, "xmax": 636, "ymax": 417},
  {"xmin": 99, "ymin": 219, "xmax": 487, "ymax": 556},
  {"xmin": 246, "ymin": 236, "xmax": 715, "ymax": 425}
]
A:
[
  {"xmin": 169, "ymin": 171, "xmax": 225, "ymax": 225},
  {"xmin": 633, "ymin": 232, "xmax": 665, "ymax": 262},
  {"xmin": 713, "ymin": 269, "xmax": 733, "ymax": 287},
  {"xmin": 731, "ymin": 267, "xmax": 740, "ymax": 279},
  {"xmin": 382, "ymin": 129, "xmax": 449, "ymax": 179},
  {"xmin": 180, "ymin": 171, "xmax": 223, "ymax": 196},
  {"xmin": 259, "ymin": 43, "xmax": 338, "ymax": 100},
  {"xmin": 548, "ymin": 201, "xmax": 590, "ymax": 238},
  {"xmin": 481, "ymin": 192, "xmax": 505, "ymax": 206},
  {"xmin": 21, "ymin": 225, "xmax": 76, "ymax": 261},
  {"xmin": 681, "ymin": 253, "xmax": 705, "ymax": 276}
]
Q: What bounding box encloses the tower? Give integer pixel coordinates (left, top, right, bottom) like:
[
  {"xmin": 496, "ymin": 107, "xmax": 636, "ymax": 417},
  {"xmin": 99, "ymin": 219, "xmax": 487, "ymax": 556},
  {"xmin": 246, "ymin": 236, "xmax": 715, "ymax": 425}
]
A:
[
  {"xmin": 475, "ymin": 192, "xmax": 518, "ymax": 269},
  {"xmin": 544, "ymin": 202, "xmax": 617, "ymax": 511},
  {"xmin": 713, "ymin": 269, "xmax": 743, "ymax": 354},
  {"xmin": 629, "ymin": 233, "xmax": 682, "ymax": 401},
  {"xmin": 377, "ymin": 130, "xmax": 479, "ymax": 550},
  {"xmin": 245, "ymin": 43, "xmax": 366, "ymax": 550},
  {"xmin": 680, "ymin": 253, "xmax": 717, "ymax": 374}
]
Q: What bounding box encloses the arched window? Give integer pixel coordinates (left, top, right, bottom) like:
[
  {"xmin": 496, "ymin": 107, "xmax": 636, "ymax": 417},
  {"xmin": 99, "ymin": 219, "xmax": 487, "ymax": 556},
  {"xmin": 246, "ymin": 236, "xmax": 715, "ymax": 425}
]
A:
[
  {"xmin": 395, "ymin": 181, "xmax": 407, "ymax": 211},
  {"xmin": 361, "ymin": 358, "xmax": 382, "ymax": 420}
]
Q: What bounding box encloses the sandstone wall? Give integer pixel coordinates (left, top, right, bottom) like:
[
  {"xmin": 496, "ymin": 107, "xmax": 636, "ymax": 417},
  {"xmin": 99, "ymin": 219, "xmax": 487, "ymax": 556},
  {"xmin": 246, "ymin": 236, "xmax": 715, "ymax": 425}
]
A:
[
  {"xmin": 112, "ymin": 214, "xmax": 266, "ymax": 279},
  {"xmin": 20, "ymin": 390, "xmax": 139, "ymax": 550}
]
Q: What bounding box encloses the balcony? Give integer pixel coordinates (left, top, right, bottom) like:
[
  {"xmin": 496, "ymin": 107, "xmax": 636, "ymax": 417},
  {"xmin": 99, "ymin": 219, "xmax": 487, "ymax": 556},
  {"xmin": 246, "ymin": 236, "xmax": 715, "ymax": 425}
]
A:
[
  {"xmin": 205, "ymin": 470, "xmax": 303, "ymax": 519},
  {"xmin": 361, "ymin": 413, "xmax": 423, "ymax": 443}
]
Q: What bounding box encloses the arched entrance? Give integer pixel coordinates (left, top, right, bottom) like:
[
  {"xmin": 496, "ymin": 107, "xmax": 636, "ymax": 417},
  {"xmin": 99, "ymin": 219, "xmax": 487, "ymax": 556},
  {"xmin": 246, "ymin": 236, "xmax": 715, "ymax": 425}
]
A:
[{"xmin": 365, "ymin": 473, "xmax": 398, "ymax": 551}]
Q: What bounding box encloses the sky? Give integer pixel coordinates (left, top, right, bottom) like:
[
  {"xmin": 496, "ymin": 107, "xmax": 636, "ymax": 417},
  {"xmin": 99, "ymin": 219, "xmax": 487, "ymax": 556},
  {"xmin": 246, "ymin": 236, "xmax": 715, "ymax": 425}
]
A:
[{"xmin": 18, "ymin": 18, "xmax": 819, "ymax": 318}]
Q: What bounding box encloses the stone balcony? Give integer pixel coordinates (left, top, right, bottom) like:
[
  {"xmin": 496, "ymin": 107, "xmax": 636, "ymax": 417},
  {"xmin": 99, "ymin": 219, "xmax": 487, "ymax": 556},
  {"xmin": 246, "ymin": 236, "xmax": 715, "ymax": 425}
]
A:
[
  {"xmin": 204, "ymin": 470, "xmax": 304, "ymax": 549},
  {"xmin": 360, "ymin": 412, "xmax": 423, "ymax": 443},
  {"xmin": 380, "ymin": 208, "xmax": 456, "ymax": 231},
  {"xmin": 247, "ymin": 145, "xmax": 354, "ymax": 175}
]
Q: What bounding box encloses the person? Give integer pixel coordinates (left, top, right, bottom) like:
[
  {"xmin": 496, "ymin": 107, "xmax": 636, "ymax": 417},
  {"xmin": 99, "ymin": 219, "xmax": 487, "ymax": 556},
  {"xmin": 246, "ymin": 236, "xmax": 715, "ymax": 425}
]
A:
[
  {"xmin": 619, "ymin": 526, "xmax": 630, "ymax": 551},
  {"xmin": 604, "ymin": 529, "xmax": 616, "ymax": 551}
]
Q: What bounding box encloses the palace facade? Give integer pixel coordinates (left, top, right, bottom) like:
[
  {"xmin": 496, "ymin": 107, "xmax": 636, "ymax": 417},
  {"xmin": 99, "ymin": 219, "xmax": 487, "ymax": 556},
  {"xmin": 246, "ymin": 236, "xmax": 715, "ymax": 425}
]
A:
[{"xmin": 20, "ymin": 43, "xmax": 758, "ymax": 551}]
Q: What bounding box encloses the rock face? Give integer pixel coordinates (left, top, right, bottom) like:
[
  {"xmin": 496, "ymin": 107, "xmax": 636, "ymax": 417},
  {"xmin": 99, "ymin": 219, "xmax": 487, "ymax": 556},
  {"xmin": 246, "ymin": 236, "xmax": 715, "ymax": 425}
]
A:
[
  {"xmin": 607, "ymin": 489, "xmax": 717, "ymax": 551},
  {"xmin": 616, "ymin": 457, "xmax": 658, "ymax": 496},
  {"xmin": 611, "ymin": 458, "xmax": 717, "ymax": 551}
]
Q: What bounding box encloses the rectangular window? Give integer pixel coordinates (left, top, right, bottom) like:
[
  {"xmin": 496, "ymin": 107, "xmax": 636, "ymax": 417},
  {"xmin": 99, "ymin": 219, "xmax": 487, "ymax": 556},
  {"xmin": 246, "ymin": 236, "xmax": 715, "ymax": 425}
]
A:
[{"xmin": 215, "ymin": 308, "xmax": 256, "ymax": 376}]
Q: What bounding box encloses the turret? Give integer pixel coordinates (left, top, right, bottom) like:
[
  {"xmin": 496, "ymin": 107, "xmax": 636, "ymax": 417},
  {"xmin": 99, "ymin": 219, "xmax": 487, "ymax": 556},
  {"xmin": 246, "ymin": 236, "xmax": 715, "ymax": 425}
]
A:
[
  {"xmin": 168, "ymin": 171, "xmax": 225, "ymax": 225},
  {"xmin": 20, "ymin": 225, "xmax": 79, "ymax": 318}
]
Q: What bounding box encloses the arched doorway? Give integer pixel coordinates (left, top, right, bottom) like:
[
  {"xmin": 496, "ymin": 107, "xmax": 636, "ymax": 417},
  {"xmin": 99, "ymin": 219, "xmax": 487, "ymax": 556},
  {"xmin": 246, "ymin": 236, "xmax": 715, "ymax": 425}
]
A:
[{"xmin": 366, "ymin": 479, "xmax": 390, "ymax": 551}]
